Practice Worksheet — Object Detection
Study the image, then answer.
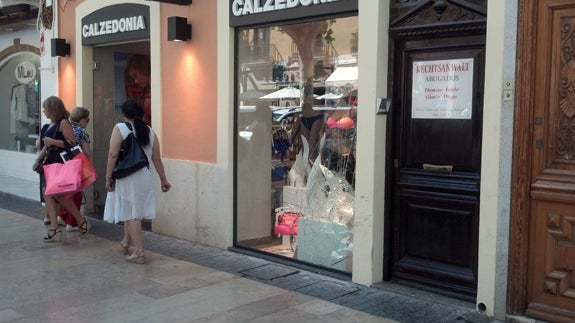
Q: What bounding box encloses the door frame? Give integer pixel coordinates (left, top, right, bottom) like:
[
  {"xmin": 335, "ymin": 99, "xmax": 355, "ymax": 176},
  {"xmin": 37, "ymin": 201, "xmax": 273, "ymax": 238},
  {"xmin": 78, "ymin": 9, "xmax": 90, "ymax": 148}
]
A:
[{"xmin": 507, "ymin": 0, "xmax": 534, "ymax": 313}]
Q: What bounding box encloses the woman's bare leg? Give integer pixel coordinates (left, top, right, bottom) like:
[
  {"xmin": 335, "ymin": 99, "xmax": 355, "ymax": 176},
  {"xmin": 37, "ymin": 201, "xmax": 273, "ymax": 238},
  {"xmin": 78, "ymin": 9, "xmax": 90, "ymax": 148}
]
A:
[
  {"xmin": 125, "ymin": 219, "xmax": 143, "ymax": 251},
  {"xmin": 55, "ymin": 196, "xmax": 90, "ymax": 236},
  {"xmin": 123, "ymin": 224, "xmax": 131, "ymax": 245},
  {"xmin": 125, "ymin": 219, "xmax": 144, "ymax": 263},
  {"xmin": 120, "ymin": 224, "xmax": 131, "ymax": 254},
  {"xmin": 56, "ymin": 196, "xmax": 85, "ymax": 225},
  {"xmin": 43, "ymin": 192, "xmax": 60, "ymax": 231},
  {"xmin": 41, "ymin": 188, "xmax": 62, "ymax": 241}
]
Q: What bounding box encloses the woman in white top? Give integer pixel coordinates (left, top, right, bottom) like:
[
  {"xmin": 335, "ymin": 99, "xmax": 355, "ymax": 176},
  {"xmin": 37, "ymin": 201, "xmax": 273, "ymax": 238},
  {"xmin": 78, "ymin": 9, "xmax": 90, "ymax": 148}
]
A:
[{"xmin": 104, "ymin": 100, "xmax": 171, "ymax": 264}]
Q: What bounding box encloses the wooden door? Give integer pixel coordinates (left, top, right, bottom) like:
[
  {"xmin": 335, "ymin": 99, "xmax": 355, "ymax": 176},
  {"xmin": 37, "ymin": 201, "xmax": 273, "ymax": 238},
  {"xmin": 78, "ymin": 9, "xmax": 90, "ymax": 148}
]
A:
[
  {"xmin": 509, "ymin": 1, "xmax": 575, "ymax": 321},
  {"xmin": 388, "ymin": 34, "xmax": 484, "ymax": 302}
]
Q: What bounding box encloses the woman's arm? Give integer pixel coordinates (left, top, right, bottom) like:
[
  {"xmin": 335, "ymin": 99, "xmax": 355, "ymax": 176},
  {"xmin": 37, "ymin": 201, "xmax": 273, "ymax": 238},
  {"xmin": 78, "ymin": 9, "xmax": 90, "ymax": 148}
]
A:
[
  {"xmin": 35, "ymin": 145, "xmax": 47, "ymax": 161},
  {"xmin": 151, "ymin": 133, "xmax": 171, "ymax": 192},
  {"xmin": 43, "ymin": 119, "xmax": 75, "ymax": 148},
  {"xmin": 105, "ymin": 126, "xmax": 122, "ymax": 191},
  {"xmin": 81, "ymin": 141, "xmax": 93, "ymax": 161}
]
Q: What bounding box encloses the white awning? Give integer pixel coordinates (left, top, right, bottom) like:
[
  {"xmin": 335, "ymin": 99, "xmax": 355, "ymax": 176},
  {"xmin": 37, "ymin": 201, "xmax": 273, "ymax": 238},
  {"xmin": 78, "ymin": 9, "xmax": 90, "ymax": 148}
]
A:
[
  {"xmin": 260, "ymin": 87, "xmax": 301, "ymax": 100},
  {"xmin": 325, "ymin": 66, "xmax": 358, "ymax": 86},
  {"xmin": 318, "ymin": 92, "xmax": 343, "ymax": 100}
]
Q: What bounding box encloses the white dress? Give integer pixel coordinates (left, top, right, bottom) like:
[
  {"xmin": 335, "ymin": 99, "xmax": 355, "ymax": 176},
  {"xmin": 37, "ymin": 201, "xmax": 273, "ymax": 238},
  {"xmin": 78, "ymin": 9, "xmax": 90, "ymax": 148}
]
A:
[{"xmin": 103, "ymin": 122, "xmax": 156, "ymax": 223}]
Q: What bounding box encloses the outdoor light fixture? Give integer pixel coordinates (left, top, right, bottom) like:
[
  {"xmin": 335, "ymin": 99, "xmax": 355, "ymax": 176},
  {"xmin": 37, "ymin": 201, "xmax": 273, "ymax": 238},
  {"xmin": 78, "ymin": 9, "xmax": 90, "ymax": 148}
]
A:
[
  {"xmin": 168, "ymin": 16, "xmax": 191, "ymax": 42},
  {"xmin": 51, "ymin": 38, "xmax": 70, "ymax": 57}
]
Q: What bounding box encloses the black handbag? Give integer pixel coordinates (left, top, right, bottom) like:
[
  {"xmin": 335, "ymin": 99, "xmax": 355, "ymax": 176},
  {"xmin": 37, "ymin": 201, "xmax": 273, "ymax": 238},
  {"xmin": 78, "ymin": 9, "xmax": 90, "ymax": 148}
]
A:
[
  {"xmin": 33, "ymin": 153, "xmax": 47, "ymax": 174},
  {"xmin": 112, "ymin": 123, "xmax": 149, "ymax": 179}
]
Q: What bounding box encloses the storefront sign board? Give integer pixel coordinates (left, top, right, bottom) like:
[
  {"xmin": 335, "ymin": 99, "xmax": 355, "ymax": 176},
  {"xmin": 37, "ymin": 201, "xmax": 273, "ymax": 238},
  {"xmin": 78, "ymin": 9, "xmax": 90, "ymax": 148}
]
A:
[
  {"xmin": 81, "ymin": 4, "xmax": 150, "ymax": 46},
  {"xmin": 229, "ymin": 0, "xmax": 357, "ymax": 27}
]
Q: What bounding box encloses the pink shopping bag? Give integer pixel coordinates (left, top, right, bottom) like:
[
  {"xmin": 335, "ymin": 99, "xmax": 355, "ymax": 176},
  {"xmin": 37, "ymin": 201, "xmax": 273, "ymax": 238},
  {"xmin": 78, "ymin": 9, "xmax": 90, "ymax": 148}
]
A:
[
  {"xmin": 43, "ymin": 159, "xmax": 83, "ymax": 196},
  {"xmin": 73, "ymin": 151, "xmax": 97, "ymax": 189}
]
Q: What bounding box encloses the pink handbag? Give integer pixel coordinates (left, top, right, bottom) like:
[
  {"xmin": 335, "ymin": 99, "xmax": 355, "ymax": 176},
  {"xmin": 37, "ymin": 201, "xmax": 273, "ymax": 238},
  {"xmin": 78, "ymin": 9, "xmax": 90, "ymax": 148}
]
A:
[
  {"xmin": 43, "ymin": 159, "xmax": 83, "ymax": 196},
  {"xmin": 274, "ymin": 209, "xmax": 301, "ymax": 236}
]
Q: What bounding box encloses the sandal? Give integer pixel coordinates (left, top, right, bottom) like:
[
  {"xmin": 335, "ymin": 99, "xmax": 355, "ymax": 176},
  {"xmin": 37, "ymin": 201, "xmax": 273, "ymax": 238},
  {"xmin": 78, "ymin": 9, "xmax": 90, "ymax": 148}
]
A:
[
  {"xmin": 126, "ymin": 249, "xmax": 145, "ymax": 264},
  {"xmin": 43, "ymin": 227, "xmax": 62, "ymax": 243},
  {"xmin": 79, "ymin": 218, "xmax": 90, "ymax": 237}
]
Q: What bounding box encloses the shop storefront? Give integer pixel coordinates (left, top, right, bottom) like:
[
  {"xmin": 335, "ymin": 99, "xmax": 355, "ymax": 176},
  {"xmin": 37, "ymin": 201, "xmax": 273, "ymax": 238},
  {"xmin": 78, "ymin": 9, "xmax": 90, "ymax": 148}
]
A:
[
  {"xmin": 77, "ymin": 2, "xmax": 153, "ymax": 215},
  {"xmin": 231, "ymin": 1, "xmax": 359, "ymax": 273},
  {"xmin": 224, "ymin": 0, "xmax": 516, "ymax": 320},
  {"xmin": 44, "ymin": 0, "xmax": 227, "ymax": 250},
  {"xmin": 0, "ymin": 10, "xmax": 57, "ymax": 182},
  {"xmin": 8, "ymin": 0, "xmax": 573, "ymax": 320}
]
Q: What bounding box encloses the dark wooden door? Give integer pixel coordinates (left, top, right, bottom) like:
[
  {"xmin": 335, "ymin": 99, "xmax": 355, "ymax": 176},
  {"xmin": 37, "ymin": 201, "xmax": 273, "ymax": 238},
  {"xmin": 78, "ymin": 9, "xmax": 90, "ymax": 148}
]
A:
[
  {"xmin": 388, "ymin": 35, "xmax": 485, "ymax": 302},
  {"xmin": 509, "ymin": 1, "xmax": 575, "ymax": 321}
]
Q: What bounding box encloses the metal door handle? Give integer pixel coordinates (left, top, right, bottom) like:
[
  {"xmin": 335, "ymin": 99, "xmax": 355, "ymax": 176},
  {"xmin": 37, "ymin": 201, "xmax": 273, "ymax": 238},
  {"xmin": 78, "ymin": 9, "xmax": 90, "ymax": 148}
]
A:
[{"xmin": 423, "ymin": 163, "xmax": 453, "ymax": 173}]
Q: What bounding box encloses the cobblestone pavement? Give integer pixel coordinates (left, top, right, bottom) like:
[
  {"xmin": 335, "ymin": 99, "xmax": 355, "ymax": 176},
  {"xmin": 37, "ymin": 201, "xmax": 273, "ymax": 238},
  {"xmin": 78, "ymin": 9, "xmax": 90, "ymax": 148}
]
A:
[{"xmin": 0, "ymin": 192, "xmax": 502, "ymax": 323}]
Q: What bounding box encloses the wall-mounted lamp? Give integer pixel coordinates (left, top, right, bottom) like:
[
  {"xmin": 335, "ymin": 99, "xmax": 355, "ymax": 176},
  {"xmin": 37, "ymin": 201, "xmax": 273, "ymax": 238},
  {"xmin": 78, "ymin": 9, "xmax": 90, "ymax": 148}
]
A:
[
  {"xmin": 168, "ymin": 16, "xmax": 191, "ymax": 42},
  {"xmin": 51, "ymin": 38, "xmax": 70, "ymax": 57}
]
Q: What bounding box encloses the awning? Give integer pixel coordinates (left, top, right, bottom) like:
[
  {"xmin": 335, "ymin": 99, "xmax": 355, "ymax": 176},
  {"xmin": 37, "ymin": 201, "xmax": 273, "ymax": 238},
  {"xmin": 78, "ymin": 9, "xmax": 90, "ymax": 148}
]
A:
[
  {"xmin": 240, "ymin": 89, "xmax": 266, "ymax": 100},
  {"xmin": 325, "ymin": 66, "xmax": 358, "ymax": 86},
  {"xmin": 318, "ymin": 92, "xmax": 343, "ymax": 100},
  {"xmin": 260, "ymin": 87, "xmax": 301, "ymax": 100}
]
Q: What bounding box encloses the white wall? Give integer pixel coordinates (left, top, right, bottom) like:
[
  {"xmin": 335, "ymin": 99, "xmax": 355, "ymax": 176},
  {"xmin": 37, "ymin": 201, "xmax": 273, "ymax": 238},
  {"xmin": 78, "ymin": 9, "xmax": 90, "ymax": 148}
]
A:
[
  {"xmin": 477, "ymin": 0, "xmax": 517, "ymax": 319},
  {"xmin": 153, "ymin": 159, "xmax": 231, "ymax": 248},
  {"xmin": 40, "ymin": 27, "xmax": 58, "ymax": 123},
  {"xmin": 352, "ymin": 0, "xmax": 389, "ymax": 285},
  {"xmin": 216, "ymin": 1, "xmax": 235, "ymax": 248},
  {"xmin": 0, "ymin": 28, "xmax": 39, "ymax": 50}
]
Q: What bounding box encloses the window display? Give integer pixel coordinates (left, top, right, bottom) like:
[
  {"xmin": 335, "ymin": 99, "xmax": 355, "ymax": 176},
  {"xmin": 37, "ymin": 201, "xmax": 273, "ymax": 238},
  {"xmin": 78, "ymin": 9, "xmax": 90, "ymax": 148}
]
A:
[
  {"xmin": 235, "ymin": 16, "xmax": 358, "ymax": 272},
  {"xmin": 0, "ymin": 53, "xmax": 41, "ymax": 153}
]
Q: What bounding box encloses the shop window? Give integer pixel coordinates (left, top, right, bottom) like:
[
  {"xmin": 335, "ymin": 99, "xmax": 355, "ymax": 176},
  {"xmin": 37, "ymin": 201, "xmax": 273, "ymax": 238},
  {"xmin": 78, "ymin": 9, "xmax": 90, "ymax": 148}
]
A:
[
  {"xmin": 235, "ymin": 16, "xmax": 358, "ymax": 273},
  {"xmin": 0, "ymin": 54, "xmax": 41, "ymax": 153}
]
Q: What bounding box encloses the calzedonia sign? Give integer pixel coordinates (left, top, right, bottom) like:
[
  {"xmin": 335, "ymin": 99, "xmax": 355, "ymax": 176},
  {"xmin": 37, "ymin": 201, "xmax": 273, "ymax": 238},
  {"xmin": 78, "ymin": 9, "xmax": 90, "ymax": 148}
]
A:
[
  {"xmin": 82, "ymin": 4, "xmax": 150, "ymax": 46},
  {"xmin": 229, "ymin": 0, "xmax": 357, "ymax": 27}
]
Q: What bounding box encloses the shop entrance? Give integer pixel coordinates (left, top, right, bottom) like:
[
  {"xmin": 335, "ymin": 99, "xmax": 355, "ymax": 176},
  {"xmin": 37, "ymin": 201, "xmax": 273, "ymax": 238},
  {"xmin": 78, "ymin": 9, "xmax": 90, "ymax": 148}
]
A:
[
  {"xmin": 91, "ymin": 42, "xmax": 150, "ymax": 216},
  {"xmin": 387, "ymin": 2, "xmax": 486, "ymax": 302}
]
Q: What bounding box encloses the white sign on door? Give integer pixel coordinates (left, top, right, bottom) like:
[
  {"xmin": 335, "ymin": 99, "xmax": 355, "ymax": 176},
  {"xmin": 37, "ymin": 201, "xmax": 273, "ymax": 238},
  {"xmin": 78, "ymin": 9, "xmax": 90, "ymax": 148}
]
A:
[{"xmin": 412, "ymin": 58, "xmax": 474, "ymax": 119}]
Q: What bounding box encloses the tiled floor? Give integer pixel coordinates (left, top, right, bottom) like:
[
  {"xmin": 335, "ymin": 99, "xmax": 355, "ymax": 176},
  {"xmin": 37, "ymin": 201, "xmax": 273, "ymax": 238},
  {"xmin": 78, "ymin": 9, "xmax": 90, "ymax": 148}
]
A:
[
  {"xmin": 0, "ymin": 174, "xmax": 503, "ymax": 323},
  {"xmin": 0, "ymin": 208, "xmax": 391, "ymax": 323}
]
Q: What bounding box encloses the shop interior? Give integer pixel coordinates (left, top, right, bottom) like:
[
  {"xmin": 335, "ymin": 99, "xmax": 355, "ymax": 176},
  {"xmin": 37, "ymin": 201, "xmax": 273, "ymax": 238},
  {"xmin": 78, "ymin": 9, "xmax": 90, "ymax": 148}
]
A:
[
  {"xmin": 91, "ymin": 41, "xmax": 150, "ymax": 215},
  {"xmin": 236, "ymin": 16, "xmax": 358, "ymax": 273}
]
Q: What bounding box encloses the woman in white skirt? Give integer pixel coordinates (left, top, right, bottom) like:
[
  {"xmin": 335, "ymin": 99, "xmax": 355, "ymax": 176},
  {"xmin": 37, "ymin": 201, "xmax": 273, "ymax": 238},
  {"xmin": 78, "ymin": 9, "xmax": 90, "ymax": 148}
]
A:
[{"xmin": 104, "ymin": 100, "xmax": 171, "ymax": 264}]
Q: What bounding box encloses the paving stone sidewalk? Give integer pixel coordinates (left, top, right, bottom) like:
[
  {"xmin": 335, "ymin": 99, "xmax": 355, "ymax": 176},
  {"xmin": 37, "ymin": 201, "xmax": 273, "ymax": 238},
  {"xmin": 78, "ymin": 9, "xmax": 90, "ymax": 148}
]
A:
[{"xmin": 0, "ymin": 192, "xmax": 500, "ymax": 323}]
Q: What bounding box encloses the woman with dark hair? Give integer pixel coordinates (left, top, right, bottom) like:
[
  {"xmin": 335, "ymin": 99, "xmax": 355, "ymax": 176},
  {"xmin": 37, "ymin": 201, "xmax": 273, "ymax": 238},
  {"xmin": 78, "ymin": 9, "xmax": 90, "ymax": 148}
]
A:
[
  {"xmin": 40, "ymin": 96, "xmax": 91, "ymax": 242},
  {"xmin": 103, "ymin": 100, "xmax": 171, "ymax": 264}
]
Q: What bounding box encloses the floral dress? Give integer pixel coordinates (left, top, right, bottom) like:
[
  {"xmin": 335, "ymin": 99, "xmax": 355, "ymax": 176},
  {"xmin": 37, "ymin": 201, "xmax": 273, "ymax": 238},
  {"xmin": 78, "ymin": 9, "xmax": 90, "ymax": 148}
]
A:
[{"xmin": 71, "ymin": 122, "xmax": 90, "ymax": 147}]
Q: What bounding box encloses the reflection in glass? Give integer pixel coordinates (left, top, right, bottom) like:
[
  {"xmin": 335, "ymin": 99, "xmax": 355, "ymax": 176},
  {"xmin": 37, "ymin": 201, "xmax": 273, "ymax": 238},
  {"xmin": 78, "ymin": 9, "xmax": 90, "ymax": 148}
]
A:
[
  {"xmin": 0, "ymin": 54, "xmax": 41, "ymax": 153},
  {"xmin": 236, "ymin": 16, "xmax": 358, "ymax": 272}
]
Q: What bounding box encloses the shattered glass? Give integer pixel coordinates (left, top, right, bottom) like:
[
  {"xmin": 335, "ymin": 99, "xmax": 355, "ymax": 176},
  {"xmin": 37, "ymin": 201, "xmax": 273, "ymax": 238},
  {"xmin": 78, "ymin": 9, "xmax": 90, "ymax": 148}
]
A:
[{"xmin": 293, "ymin": 130, "xmax": 356, "ymax": 271}]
